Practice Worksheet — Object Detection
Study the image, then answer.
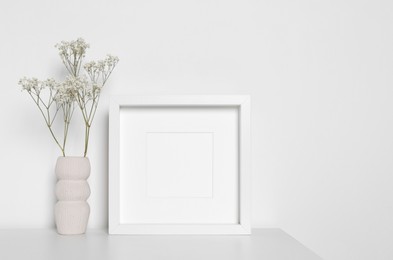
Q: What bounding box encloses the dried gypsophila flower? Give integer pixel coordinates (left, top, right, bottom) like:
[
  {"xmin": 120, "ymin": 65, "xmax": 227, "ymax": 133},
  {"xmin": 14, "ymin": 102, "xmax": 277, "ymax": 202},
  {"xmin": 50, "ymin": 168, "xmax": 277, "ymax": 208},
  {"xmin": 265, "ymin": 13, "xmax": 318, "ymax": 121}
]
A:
[
  {"xmin": 84, "ymin": 54, "xmax": 119, "ymax": 85},
  {"xmin": 18, "ymin": 77, "xmax": 60, "ymax": 95},
  {"xmin": 55, "ymin": 38, "xmax": 90, "ymax": 77},
  {"xmin": 63, "ymin": 75, "xmax": 89, "ymax": 91},
  {"xmin": 54, "ymin": 83, "xmax": 75, "ymax": 105},
  {"xmin": 18, "ymin": 75, "xmax": 74, "ymax": 156},
  {"xmin": 20, "ymin": 38, "xmax": 118, "ymax": 157},
  {"xmin": 18, "ymin": 77, "xmax": 40, "ymax": 93},
  {"xmin": 55, "ymin": 38, "xmax": 90, "ymax": 59}
]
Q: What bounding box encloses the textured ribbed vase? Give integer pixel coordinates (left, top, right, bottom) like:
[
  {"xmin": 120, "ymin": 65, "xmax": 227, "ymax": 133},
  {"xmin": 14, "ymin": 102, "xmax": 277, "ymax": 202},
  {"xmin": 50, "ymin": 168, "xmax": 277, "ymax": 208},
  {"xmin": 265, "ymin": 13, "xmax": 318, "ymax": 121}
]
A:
[{"xmin": 55, "ymin": 156, "xmax": 91, "ymax": 235}]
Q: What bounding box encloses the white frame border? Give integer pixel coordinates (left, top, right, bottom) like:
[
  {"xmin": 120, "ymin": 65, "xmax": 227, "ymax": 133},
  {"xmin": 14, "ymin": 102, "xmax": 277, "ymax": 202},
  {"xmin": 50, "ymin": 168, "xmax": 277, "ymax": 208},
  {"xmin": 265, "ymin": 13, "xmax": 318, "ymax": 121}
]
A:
[{"xmin": 109, "ymin": 95, "xmax": 251, "ymax": 234}]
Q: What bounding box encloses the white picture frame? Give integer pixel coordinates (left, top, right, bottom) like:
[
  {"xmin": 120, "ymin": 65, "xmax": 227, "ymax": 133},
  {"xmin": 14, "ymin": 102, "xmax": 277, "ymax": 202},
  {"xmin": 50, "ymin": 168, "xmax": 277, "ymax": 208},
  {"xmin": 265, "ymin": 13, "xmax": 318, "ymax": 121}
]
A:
[{"xmin": 109, "ymin": 95, "xmax": 251, "ymax": 234}]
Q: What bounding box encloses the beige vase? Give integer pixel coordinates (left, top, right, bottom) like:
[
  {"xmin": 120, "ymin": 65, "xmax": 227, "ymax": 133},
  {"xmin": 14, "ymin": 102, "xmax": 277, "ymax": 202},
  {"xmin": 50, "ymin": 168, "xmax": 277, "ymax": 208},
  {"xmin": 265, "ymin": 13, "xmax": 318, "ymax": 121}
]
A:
[{"xmin": 55, "ymin": 156, "xmax": 90, "ymax": 235}]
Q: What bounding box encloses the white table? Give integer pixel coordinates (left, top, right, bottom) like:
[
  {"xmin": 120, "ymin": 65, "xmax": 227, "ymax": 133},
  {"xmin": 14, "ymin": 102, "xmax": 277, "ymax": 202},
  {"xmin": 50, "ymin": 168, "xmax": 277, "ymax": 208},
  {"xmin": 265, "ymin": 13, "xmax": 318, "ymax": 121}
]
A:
[{"xmin": 0, "ymin": 229, "xmax": 322, "ymax": 260}]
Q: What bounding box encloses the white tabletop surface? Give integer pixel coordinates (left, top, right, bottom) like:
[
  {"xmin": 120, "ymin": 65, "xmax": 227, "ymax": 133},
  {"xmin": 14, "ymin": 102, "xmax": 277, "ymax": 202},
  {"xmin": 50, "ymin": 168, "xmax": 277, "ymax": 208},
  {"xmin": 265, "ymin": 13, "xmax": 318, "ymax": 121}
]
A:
[{"xmin": 0, "ymin": 228, "xmax": 322, "ymax": 260}]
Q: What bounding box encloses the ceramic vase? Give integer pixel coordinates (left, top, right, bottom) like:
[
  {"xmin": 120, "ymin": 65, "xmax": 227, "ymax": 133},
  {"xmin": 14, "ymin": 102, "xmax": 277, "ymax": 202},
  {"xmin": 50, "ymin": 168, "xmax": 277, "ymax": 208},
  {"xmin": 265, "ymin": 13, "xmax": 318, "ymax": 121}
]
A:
[{"xmin": 55, "ymin": 156, "xmax": 90, "ymax": 235}]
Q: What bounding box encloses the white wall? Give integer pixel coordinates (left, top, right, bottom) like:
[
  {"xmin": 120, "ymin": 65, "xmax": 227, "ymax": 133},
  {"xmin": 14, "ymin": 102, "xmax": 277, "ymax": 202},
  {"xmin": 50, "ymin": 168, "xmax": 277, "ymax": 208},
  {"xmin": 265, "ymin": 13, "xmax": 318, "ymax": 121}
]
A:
[{"xmin": 0, "ymin": 0, "xmax": 392, "ymax": 259}]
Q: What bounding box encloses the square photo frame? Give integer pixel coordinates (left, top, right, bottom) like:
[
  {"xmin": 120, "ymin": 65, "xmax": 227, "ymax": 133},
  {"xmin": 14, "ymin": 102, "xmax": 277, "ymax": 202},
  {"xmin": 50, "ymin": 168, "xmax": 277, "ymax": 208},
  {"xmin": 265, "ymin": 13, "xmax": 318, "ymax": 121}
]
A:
[{"xmin": 109, "ymin": 95, "xmax": 250, "ymax": 234}]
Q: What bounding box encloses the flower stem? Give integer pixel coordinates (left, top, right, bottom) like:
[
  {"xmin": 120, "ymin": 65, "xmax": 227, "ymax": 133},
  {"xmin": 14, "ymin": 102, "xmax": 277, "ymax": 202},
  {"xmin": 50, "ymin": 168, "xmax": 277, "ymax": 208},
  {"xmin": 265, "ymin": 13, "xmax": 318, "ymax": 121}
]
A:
[
  {"xmin": 83, "ymin": 124, "xmax": 90, "ymax": 157},
  {"xmin": 29, "ymin": 92, "xmax": 65, "ymax": 156}
]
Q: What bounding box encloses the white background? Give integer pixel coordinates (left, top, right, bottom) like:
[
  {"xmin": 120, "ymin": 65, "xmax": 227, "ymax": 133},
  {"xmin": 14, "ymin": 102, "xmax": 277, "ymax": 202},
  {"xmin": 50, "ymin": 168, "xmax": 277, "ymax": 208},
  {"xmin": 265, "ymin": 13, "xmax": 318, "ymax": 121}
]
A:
[{"xmin": 0, "ymin": 0, "xmax": 392, "ymax": 259}]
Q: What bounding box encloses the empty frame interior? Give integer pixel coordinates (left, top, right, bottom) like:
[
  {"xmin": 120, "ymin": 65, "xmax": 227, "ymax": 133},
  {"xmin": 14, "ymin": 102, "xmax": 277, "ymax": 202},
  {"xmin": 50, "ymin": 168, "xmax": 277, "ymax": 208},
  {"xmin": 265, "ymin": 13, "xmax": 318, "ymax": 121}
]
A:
[{"xmin": 119, "ymin": 106, "xmax": 239, "ymax": 225}]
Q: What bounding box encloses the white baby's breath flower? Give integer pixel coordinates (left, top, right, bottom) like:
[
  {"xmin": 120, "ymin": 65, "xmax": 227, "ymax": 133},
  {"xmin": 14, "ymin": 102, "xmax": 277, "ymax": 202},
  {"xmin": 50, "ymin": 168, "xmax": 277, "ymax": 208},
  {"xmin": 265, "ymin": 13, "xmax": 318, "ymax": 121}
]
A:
[
  {"xmin": 18, "ymin": 77, "xmax": 57, "ymax": 96},
  {"xmin": 42, "ymin": 78, "xmax": 59, "ymax": 90},
  {"xmin": 83, "ymin": 61, "xmax": 96, "ymax": 73},
  {"xmin": 18, "ymin": 77, "xmax": 39, "ymax": 92},
  {"xmin": 55, "ymin": 38, "xmax": 90, "ymax": 77},
  {"xmin": 19, "ymin": 38, "xmax": 118, "ymax": 157},
  {"xmin": 85, "ymin": 84, "xmax": 99, "ymax": 99},
  {"xmin": 105, "ymin": 55, "xmax": 119, "ymax": 67},
  {"xmin": 55, "ymin": 38, "xmax": 89, "ymax": 58},
  {"xmin": 63, "ymin": 75, "xmax": 89, "ymax": 91},
  {"xmin": 54, "ymin": 84, "xmax": 73, "ymax": 105},
  {"xmin": 84, "ymin": 54, "xmax": 119, "ymax": 85},
  {"xmin": 53, "ymin": 76, "xmax": 88, "ymax": 105},
  {"xmin": 92, "ymin": 83, "xmax": 102, "ymax": 95},
  {"xmin": 18, "ymin": 77, "xmax": 62, "ymax": 96}
]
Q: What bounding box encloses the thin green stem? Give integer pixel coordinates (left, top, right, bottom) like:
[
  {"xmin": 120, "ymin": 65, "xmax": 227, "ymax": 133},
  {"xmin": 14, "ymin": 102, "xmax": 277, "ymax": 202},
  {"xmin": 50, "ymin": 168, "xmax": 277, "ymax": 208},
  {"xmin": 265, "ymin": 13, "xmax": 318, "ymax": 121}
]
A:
[
  {"xmin": 28, "ymin": 92, "xmax": 65, "ymax": 155},
  {"xmin": 83, "ymin": 125, "xmax": 90, "ymax": 157}
]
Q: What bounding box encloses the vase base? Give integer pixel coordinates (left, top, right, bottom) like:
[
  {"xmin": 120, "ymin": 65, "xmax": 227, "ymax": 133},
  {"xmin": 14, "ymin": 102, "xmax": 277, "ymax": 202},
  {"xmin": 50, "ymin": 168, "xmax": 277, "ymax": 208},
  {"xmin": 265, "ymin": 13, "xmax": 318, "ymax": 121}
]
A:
[{"xmin": 55, "ymin": 201, "xmax": 90, "ymax": 235}]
